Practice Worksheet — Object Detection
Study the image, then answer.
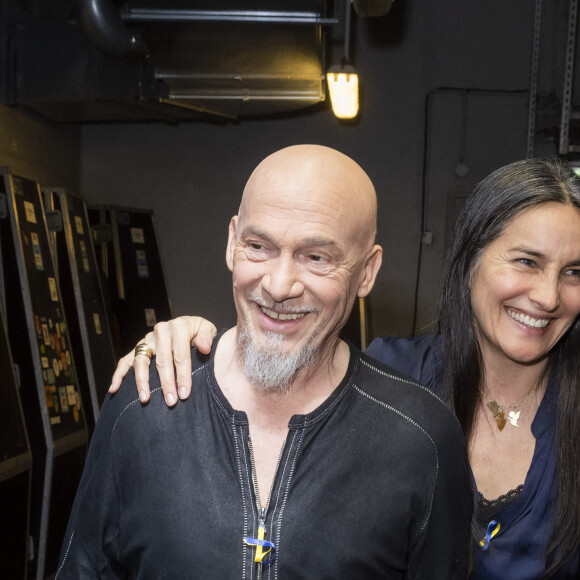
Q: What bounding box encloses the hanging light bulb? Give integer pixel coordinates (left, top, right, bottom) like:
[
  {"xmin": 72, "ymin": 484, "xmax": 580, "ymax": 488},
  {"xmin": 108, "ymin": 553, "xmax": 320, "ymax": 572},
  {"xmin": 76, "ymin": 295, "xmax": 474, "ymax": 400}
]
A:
[
  {"xmin": 326, "ymin": 64, "xmax": 359, "ymax": 119},
  {"xmin": 327, "ymin": 0, "xmax": 359, "ymax": 120}
]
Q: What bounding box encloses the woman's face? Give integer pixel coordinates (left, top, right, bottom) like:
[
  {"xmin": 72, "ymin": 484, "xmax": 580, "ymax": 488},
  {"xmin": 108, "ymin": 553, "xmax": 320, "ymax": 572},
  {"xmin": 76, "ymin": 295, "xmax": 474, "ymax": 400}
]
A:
[{"xmin": 470, "ymin": 202, "xmax": 580, "ymax": 367}]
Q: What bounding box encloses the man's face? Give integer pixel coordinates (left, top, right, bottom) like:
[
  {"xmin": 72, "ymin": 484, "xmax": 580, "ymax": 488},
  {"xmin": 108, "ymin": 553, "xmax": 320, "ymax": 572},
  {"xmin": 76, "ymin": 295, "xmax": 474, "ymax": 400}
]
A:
[{"xmin": 226, "ymin": 148, "xmax": 381, "ymax": 375}]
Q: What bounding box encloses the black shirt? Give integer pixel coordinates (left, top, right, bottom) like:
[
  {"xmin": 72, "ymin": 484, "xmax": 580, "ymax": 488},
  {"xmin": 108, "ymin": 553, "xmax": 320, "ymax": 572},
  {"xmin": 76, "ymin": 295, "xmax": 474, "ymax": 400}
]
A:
[{"xmin": 57, "ymin": 337, "xmax": 472, "ymax": 579}]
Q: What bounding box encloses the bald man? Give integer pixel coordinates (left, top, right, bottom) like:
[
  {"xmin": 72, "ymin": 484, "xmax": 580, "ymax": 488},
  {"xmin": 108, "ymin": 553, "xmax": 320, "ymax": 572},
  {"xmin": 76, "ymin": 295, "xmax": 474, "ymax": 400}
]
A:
[{"xmin": 57, "ymin": 145, "xmax": 472, "ymax": 579}]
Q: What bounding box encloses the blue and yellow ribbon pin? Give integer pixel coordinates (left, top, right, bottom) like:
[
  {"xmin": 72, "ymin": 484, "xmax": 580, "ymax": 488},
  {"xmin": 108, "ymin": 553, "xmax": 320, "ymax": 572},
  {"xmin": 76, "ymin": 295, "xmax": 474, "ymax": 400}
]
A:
[
  {"xmin": 244, "ymin": 524, "xmax": 277, "ymax": 565},
  {"xmin": 479, "ymin": 520, "xmax": 501, "ymax": 551}
]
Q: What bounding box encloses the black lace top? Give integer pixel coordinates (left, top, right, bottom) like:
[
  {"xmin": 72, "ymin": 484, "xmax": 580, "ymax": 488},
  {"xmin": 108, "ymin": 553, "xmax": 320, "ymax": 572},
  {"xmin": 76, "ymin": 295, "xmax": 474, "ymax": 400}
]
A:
[{"xmin": 477, "ymin": 484, "xmax": 524, "ymax": 525}]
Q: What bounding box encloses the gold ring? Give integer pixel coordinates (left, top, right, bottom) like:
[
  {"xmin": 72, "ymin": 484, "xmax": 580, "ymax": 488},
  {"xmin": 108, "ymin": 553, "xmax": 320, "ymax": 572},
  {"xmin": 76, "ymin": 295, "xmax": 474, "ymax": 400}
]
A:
[{"xmin": 134, "ymin": 343, "xmax": 154, "ymax": 359}]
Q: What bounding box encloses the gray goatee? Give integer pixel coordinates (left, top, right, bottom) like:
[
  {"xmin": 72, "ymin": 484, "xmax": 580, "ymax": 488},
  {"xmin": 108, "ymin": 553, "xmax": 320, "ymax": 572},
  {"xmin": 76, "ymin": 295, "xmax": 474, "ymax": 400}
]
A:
[{"xmin": 237, "ymin": 324, "xmax": 318, "ymax": 393}]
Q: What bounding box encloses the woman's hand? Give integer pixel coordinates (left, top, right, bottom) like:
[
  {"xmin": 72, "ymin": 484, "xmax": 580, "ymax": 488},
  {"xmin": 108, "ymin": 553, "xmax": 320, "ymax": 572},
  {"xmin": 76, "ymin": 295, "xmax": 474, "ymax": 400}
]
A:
[{"xmin": 109, "ymin": 316, "xmax": 218, "ymax": 406}]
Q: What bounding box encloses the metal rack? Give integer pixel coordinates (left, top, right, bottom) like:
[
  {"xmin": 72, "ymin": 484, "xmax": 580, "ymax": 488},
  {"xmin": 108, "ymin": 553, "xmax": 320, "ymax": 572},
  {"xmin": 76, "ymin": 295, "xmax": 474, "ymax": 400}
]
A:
[
  {"xmin": 559, "ymin": 0, "xmax": 580, "ymax": 154},
  {"xmin": 0, "ymin": 169, "xmax": 88, "ymax": 580}
]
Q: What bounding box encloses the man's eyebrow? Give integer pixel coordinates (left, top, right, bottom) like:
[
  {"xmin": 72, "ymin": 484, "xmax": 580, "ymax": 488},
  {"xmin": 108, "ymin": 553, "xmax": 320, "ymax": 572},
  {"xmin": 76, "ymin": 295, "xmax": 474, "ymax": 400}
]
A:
[
  {"xmin": 510, "ymin": 246, "xmax": 580, "ymax": 266},
  {"xmin": 239, "ymin": 227, "xmax": 273, "ymax": 243},
  {"xmin": 240, "ymin": 228, "xmax": 342, "ymax": 253},
  {"xmin": 300, "ymin": 237, "xmax": 342, "ymax": 252}
]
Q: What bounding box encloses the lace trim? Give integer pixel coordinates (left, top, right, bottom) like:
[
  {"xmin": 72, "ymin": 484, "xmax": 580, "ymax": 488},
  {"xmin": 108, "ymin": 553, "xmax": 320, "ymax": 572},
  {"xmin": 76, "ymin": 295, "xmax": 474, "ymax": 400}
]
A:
[{"xmin": 477, "ymin": 484, "xmax": 524, "ymax": 525}]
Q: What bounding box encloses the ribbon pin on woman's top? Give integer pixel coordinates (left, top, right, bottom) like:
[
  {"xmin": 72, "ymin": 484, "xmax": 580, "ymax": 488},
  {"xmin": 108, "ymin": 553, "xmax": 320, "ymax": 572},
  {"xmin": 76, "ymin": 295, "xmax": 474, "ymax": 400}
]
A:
[{"xmin": 479, "ymin": 520, "xmax": 501, "ymax": 551}]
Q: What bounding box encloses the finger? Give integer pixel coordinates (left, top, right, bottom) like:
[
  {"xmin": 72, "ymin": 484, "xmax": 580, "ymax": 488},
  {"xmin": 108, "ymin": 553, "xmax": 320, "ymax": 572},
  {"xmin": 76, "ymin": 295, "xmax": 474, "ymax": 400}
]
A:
[
  {"xmin": 109, "ymin": 351, "xmax": 135, "ymax": 393},
  {"xmin": 133, "ymin": 331, "xmax": 157, "ymax": 403},
  {"xmin": 192, "ymin": 317, "xmax": 218, "ymax": 355},
  {"xmin": 173, "ymin": 317, "xmax": 218, "ymax": 399},
  {"xmin": 152, "ymin": 322, "xmax": 179, "ymax": 406},
  {"xmin": 170, "ymin": 318, "xmax": 198, "ymax": 399},
  {"xmin": 133, "ymin": 352, "xmax": 153, "ymax": 403}
]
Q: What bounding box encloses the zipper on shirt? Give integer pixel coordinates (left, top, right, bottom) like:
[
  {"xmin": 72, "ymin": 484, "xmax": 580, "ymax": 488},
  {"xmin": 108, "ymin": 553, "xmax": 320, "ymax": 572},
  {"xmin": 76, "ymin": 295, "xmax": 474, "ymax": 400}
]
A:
[{"xmin": 247, "ymin": 435, "xmax": 287, "ymax": 576}]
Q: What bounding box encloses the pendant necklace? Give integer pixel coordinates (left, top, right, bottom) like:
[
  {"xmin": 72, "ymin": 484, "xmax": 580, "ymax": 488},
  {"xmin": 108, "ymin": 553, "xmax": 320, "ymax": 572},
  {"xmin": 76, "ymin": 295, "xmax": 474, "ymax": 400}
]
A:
[{"xmin": 478, "ymin": 385, "xmax": 538, "ymax": 431}]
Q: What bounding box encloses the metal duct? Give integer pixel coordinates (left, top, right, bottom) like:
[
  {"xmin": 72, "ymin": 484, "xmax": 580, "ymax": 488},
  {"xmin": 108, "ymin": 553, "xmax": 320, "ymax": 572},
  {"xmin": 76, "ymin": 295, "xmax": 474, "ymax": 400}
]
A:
[
  {"xmin": 10, "ymin": 1, "xmax": 330, "ymax": 121},
  {"xmin": 78, "ymin": 0, "xmax": 150, "ymax": 59}
]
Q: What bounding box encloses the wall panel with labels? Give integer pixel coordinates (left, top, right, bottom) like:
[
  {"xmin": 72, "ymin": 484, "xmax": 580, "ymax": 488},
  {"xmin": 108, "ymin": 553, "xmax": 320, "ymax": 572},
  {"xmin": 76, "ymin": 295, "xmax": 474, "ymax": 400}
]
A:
[
  {"xmin": 0, "ymin": 168, "xmax": 88, "ymax": 580},
  {"xmin": 89, "ymin": 205, "xmax": 173, "ymax": 358},
  {"xmin": 44, "ymin": 188, "xmax": 116, "ymax": 433},
  {"xmin": 0, "ymin": 302, "xmax": 32, "ymax": 579}
]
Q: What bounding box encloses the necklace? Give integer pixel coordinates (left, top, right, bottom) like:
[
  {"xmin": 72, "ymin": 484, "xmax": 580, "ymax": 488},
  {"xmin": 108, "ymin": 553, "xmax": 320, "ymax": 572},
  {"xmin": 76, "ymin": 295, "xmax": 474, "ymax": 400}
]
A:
[{"xmin": 478, "ymin": 385, "xmax": 538, "ymax": 431}]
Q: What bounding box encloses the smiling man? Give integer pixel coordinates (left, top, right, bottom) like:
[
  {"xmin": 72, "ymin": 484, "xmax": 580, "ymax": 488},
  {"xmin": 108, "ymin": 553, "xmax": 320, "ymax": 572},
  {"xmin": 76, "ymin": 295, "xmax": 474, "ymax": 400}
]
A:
[{"xmin": 57, "ymin": 145, "xmax": 472, "ymax": 579}]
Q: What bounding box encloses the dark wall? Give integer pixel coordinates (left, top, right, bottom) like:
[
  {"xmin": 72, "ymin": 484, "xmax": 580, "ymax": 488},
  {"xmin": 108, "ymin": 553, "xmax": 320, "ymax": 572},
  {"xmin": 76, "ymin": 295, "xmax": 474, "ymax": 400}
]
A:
[
  {"xmin": 0, "ymin": 105, "xmax": 80, "ymax": 193},
  {"xmin": 54, "ymin": 2, "xmax": 572, "ymax": 341}
]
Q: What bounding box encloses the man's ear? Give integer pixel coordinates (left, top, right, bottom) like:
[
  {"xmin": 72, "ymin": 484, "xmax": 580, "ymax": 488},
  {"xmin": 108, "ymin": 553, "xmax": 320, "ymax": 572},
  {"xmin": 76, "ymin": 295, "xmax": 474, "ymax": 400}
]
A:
[
  {"xmin": 226, "ymin": 216, "xmax": 238, "ymax": 272},
  {"xmin": 357, "ymin": 245, "xmax": 383, "ymax": 298}
]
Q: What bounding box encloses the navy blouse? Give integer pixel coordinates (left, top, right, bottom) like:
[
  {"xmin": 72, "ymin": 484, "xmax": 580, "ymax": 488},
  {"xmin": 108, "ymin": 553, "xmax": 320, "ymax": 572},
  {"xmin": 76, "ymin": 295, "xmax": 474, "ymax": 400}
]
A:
[{"xmin": 366, "ymin": 334, "xmax": 580, "ymax": 580}]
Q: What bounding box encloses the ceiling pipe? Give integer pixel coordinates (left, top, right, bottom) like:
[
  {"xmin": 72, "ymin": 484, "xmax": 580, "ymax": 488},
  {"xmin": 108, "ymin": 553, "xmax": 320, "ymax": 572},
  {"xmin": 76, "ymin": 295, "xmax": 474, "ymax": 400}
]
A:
[
  {"xmin": 120, "ymin": 8, "xmax": 339, "ymax": 25},
  {"xmin": 77, "ymin": 0, "xmax": 150, "ymax": 59}
]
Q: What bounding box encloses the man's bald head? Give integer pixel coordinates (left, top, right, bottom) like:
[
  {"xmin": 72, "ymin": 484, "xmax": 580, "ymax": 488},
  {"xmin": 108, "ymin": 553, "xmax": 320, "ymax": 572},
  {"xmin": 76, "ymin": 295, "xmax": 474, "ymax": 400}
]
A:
[{"xmin": 239, "ymin": 145, "xmax": 378, "ymax": 253}]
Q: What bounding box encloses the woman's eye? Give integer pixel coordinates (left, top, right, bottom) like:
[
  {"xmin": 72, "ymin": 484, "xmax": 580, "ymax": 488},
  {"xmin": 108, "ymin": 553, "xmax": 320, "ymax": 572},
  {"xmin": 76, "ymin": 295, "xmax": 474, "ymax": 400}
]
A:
[
  {"xmin": 517, "ymin": 258, "xmax": 536, "ymax": 267},
  {"xmin": 308, "ymin": 254, "xmax": 323, "ymax": 262},
  {"xmin": 564, "ymin": 268, "xmax": 580, "ymax": 278}
]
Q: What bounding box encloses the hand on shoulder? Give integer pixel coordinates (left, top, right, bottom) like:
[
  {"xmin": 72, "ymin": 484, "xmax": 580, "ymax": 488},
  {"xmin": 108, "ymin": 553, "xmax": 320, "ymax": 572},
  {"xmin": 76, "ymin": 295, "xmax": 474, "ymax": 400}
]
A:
[{"xmin": 109, "ymin": 316, "xmax": 217, "ymax": 406}]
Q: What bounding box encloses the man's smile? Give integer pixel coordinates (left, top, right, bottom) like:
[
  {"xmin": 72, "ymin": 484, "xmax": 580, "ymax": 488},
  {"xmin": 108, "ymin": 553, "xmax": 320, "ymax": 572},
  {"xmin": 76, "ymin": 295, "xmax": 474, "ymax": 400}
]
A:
[{"xmin": 260, "ymin": 306, "xmax": 307, "ymax": 321}]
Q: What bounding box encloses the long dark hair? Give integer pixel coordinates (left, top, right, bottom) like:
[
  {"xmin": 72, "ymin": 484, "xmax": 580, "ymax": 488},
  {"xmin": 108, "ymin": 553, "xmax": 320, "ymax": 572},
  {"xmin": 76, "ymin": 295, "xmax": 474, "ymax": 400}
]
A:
[{"xmin": 437, "ymin": 158, "xmax": 580, "ymax": 575}]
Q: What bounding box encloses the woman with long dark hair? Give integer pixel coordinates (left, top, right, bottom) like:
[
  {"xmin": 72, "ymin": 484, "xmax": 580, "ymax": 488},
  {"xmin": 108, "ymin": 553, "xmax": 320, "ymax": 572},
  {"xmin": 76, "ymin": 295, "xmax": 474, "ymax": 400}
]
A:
[
  {"xmin": 112, "ymin": 158, "xmax": 580, "ymax": 578},
  {"xmin": 441, "ymin": 158, "xmax": 580, "ymax": 577},
  {"xmin": 369, "ymin": 158, "xmax": 580, "ymax": 578}
]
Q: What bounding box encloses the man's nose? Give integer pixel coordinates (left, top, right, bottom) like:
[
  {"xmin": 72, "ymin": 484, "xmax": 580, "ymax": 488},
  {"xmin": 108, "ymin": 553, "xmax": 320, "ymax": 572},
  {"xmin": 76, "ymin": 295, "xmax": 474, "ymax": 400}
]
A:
[
  {"xmin": 261, "ymin": 255, "xmax": 304, "ymax": 302},
  {"xmin": 529, "ymin": 271, "xmax": 560, "ymax": 313}
]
